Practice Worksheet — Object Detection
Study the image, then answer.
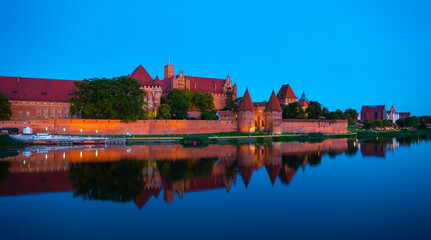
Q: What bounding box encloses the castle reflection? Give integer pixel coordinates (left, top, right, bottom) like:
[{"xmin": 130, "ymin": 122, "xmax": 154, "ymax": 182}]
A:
[{"xmin": 0, "ymin": 137, "xmax": 424, "ymax": 209}]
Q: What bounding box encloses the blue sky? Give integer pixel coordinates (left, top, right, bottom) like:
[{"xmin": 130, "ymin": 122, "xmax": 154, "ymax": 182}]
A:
[{"xmin": 0, "ymin": 0, "xmax": 430, "ymax": 115}]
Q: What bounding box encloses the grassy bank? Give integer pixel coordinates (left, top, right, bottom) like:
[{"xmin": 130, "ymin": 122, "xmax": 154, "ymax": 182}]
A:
[{"xmin": 356, "ymin": 129, "xmax": 430, "ymax": 139}]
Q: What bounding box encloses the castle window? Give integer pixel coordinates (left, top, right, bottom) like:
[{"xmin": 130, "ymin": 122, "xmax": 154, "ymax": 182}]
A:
[
  {"xmin": 27, "ymin": 112, "xmax": 30, "ymax": 117},
  {"xmin": 37, "ymin": 107, "xmax": 41, "ymax": 118},
  {"xmin": 58, "ymin": 108, "xmax": 62, "ymax": 118},
  {"xmin": 42, "ymin": 89, "xmax": 47, "ymax": 95},
  {"xmin": 44, "ymin": 107, "xmax": 48, "ymax": 118},
  {"xmin": 18, "ymin": 111, "xmax": 22, "ymax": 117},
  {"xmin": 64, "ymin": 108, "xmax": 68, "ymax": 118},
  {"xmin": 51, "ymin": 107, "xmax": 55, "ymax": 117}
]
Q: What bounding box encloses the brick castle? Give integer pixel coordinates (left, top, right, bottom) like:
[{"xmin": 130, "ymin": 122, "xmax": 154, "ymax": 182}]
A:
[{"xmin": 0, "ymin": 63, "xmax": 347, "ymax": 134}]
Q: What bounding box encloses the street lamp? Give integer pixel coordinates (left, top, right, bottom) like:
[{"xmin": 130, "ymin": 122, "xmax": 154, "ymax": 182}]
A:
[
  {"xmin": 63, "ymin": 128, "xmax": 66, "ymax": 135},
  {"xmin": 96, "ymin": 130, "xmax": 98, "ymax": 136},
  {"xmin": 45, "ymin": 127, "xmax": 48, "ymax": 133},
  {"xmin": 80, "ymin": 129, "xmax": 83, "ymax": 136}
]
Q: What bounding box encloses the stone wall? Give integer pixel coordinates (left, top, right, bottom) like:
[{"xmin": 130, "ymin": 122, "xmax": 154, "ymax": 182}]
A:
[
  {"xmin": 0, "ymin": 119, "xmax": 238, "ymax": 135},
  {"xmin": 282, "ymin": 119, "xmax": 348, "ymax": 134}
]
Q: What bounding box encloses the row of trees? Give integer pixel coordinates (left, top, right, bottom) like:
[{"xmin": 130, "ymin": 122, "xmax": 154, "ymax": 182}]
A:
[
  {"xmin": 281, "ymin": 101, "xmax": 359, "ymax": 124},
  {"xmin": 156, "ymin": 88, "xmax": 217, "ymax": 120}
]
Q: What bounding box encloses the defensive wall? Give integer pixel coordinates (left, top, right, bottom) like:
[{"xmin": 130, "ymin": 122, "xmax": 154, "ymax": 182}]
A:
[
  {"xmin": 0, "ymin": 118, "xmax": 347, "ymax": 135},
  {"xmin": 0, "ymin": 119, "xmax": 238, "ymax": 135},
  {"xmin": 282, "ymin": 119, "xmax": 348, "ymax": 134}
]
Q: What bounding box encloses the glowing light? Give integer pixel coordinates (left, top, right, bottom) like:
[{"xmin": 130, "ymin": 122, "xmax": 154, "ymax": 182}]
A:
[
  {"xmin": 23, "ymin": 160, "xmax": 26, "ymax": 165},
  {"xmin": 63, "ymin": 152, "xmax": 65, "ymax": 159},
  {"xmin": 95, "ymin": 150, "xmax": 98, "ymax": 157},
  {"xmin": 80, "ymin": 151, "xmax": 82, "ymax": 158}
]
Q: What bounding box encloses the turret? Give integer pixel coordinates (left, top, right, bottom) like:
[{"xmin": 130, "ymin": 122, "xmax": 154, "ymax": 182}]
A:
[
  {"xmin": 237, "ymin": 89, "xmax": 256, "ymax": 133},
  {"xmin": 264, "ymin": 91, "xmax": 283, "ymax": 134}
]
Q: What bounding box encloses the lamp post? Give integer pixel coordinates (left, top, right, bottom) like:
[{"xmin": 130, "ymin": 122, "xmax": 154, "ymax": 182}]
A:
[
  {"xmin": 80, "ymin": 129, "xmax": 83, "ymax": 137},
  {"xmin": 63, "ymin": 128, "xmax": 66, "ymax": 135},
  {"xmin": 45, "ymin": 127, "xmax": 48, "ymax": 134},
  {"xmin": 96, "ymin": 130, "xmax": 98, "ymax": 137}
]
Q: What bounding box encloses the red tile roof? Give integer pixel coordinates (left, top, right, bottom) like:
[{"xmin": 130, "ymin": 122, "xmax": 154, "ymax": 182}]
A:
[
  {"xmin": 0, "ymin": 76, "xmax": 76, "ymax": 102},
  {"xmin": 298, "ymin": 100, "xmax": 309, "ymax": 108},
  {"xmin": 277, "ymin": 84, "xmax": 297, "ymax": 99},
  {"xmin": 217, "ymin": 110, "xmax": 236, "ymax": 121},
  {"xmin": 130, "ymin": 65, "xmax": 153, "ymax": 85},
  {"xmin": 265, "ymin": 91, "xmax": 282, "ymax": 112},
  {"xmin": 361, "ymin": 105, "xmax": 386, "ymax": 113},
  {"xmin": 187, "ymin": 76, "xmax": 226, "ymax": 94},
  {"xmin": 238, "ymin": 89, "xmax": 255, "ymax": 111}
]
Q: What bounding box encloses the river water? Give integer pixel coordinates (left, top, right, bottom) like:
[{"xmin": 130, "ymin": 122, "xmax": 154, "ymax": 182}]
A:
[{"xmin": 0, "ymin": 137, "xmax": 430, "ymax": 240}]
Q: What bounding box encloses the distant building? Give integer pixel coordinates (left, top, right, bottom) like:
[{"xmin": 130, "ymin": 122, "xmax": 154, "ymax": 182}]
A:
[
  {"xmin": 361, "ymin": 104, "xmax": 411, "ymax": 123},
  {"xmin": 361, "ymin": 105, "xmax": 386, "ymax": 121}
]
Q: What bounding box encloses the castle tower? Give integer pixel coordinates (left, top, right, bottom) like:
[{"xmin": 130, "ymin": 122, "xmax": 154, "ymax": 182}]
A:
[
  {"xmin": 264, "ymin": 91, "xmax": 283, "ymax": 134},
  {"xmin": 237, "ymin": 89, "xmax": 256, "ymax": 133},
  {"xmin": 164, "ymin": 64, "xmax": 175, "ymax": 79}
]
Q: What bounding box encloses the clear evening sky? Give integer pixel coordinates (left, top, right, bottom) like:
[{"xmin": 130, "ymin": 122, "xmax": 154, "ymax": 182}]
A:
[{"xmin": 0, "ymin": 0, "xmax": 430, "ymax": 115}]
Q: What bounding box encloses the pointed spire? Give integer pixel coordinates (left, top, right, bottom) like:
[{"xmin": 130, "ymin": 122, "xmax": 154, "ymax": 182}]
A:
[
  {"xmin": 238, "ymin": 89, "xmax": 255, "ymax": 112},
  {"xmin": 265, "ymin": 91, "xmax": 282, "ymax": 112},
  {"xmin": 299, "ymin": 90, "xmax": 308, "ymax": 101}
]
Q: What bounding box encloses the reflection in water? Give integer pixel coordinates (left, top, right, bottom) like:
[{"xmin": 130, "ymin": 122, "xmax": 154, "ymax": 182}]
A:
[{"xmin": 0, "ymin": 136, "xmax": 425, "ymax": 208}]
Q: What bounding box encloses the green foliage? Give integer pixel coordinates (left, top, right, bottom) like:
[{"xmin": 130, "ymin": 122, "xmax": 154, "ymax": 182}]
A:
[
  {"xmin": 363, "ymin": 119, "xmax": 373, "ymax": 130},
  {"xmin": 70, "ymin": 76, "xmax": 146, "ymax": 122},
  {"xmin": 184, "ymin": 88, "xmax": 196, "ymax": 108},
  {"xmin": 382, "ymin": 119, "xmax": 393, "ymax": 128},
  {"xmin": 160, "ymin": 96, "xmax": 168, "ymax": 105},
  {"xmin": 200, "ymin": 110, "xmax": 217, "ymax": 120},
  {"xmin": 156, "ymin": 104, "xmax": 171, "ymax": 119},
  {"xmin": 224, "ymin": 87, "xmax": 238, "ymax": 112},
  {"xmin": 167, "ymin": 89, "xmax": 190, "ymax": 119},
  {"xmin": 374, "ymin": 119, "xmax": 383, "ymax": 128},
  {"xmin": 396, "ymin": 118, "xmax": 406, "ymax": 128},
  {"xmin": 282, "ymin": 102, "xmax": 306, "ymax": 119},
  {"xmin": 0, "ymin": 91, "xmax": 12, "ymax": 120},
  {"xmin": 68, "ymin": 160, "xmax": 146, "ymax": 202},
  {"xmin": 193, "ymin": 92, "xmax": 215, "ymax": 111},
  {"xmin": 344, "ymin": 108, "xmax": 359, "ymax": 124},
  {"xmin": 405, "ymin": 117, "xmax": 419, "ymax": 128},
  {"xmin": 182, "ymin": 135, "xmax": 210, "ymax": 145},
  {"xmin": 306, "ymin": 101, "xmax": 323, "ymax": 119}
]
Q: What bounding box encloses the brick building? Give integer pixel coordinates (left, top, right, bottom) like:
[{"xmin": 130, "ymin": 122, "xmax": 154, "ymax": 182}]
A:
[{"xmin": 0, "ymin": 63, "xmax": 238, "ymax": 120}]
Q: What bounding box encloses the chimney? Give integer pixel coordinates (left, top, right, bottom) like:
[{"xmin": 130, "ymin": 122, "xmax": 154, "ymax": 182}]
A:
[{"xmin": 17, "ymin": 76, "xmax": 20, "ymax": 82}]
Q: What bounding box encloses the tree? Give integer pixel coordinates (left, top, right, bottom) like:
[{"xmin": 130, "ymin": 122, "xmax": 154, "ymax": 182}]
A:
[
  {"xmin": 200, "ymin": 110, "xmax": 217, "ymax": 120},
  {"xmin": 382, "ymin": 119, "xmax": 393, "ymax": 128},
  {"xmin": 374, "ymin": 119, "xmax": 383, "ymax": 128},
  {"xmin": 282, "ymin": 102, "xmax": 306, "ymax": 119},
  {"xmin": 363, "ymin": 119, "xmax": 373, "ymax": 130},
  {"xmin": 224, "ymin": 87, "xmax": 238, "ymax": 112},
  {"xmin": 306, "ymin": 101, "xmax": 323, "ymax": 119},
  {"xmin": 344, "ymin": 109, "xmax": 359, "ymax": 124},
  {"xmin": 156, "ymin": 104, "xmax": 171, "ymax": 119},
  {"xmin": 405, "ymin": 117, "xmax": 419, "ymax": 128},
  {"xmin": 184, "ymin": 88, "xmax": 195, "ymax": 108},
  {"xmin": 0, "ymin": 91, "xmax": 12, "ymax": 120},
  {"xmin": 70, "ymin": 76, "xmax": 146, "ymax": 122},
  {"xmin": 193, "ymin": 92, "xmax": 215, "ymax": 112},
  {"xmin": 396, "ymin": 118, "xmax": 406, "ymax": 128},
  {"xmin": 167, "ymin": 89, "xmax": 190, "ymax": 119}
]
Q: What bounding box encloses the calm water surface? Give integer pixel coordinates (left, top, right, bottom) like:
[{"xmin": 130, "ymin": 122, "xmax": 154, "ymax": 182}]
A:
[{"xmin": 0, "ymin": 137, "xmax": 430, "ymax": 240}]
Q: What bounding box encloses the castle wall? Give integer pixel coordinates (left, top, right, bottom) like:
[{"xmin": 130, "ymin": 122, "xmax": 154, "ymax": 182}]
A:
[
  {"xmin": 0, "ymin": 119, "xmax": 237, "ymax": 135},
  {"xmin": 264, "ymin": 112, "xmax": 282, "ymax": 134},
  {"xmin": 8, "ymin": 100, "xmax": 73, "ymax": 121},
  {"xmin": 282, "ymin": 119, "xmax": 348, "ymax": 134}
]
